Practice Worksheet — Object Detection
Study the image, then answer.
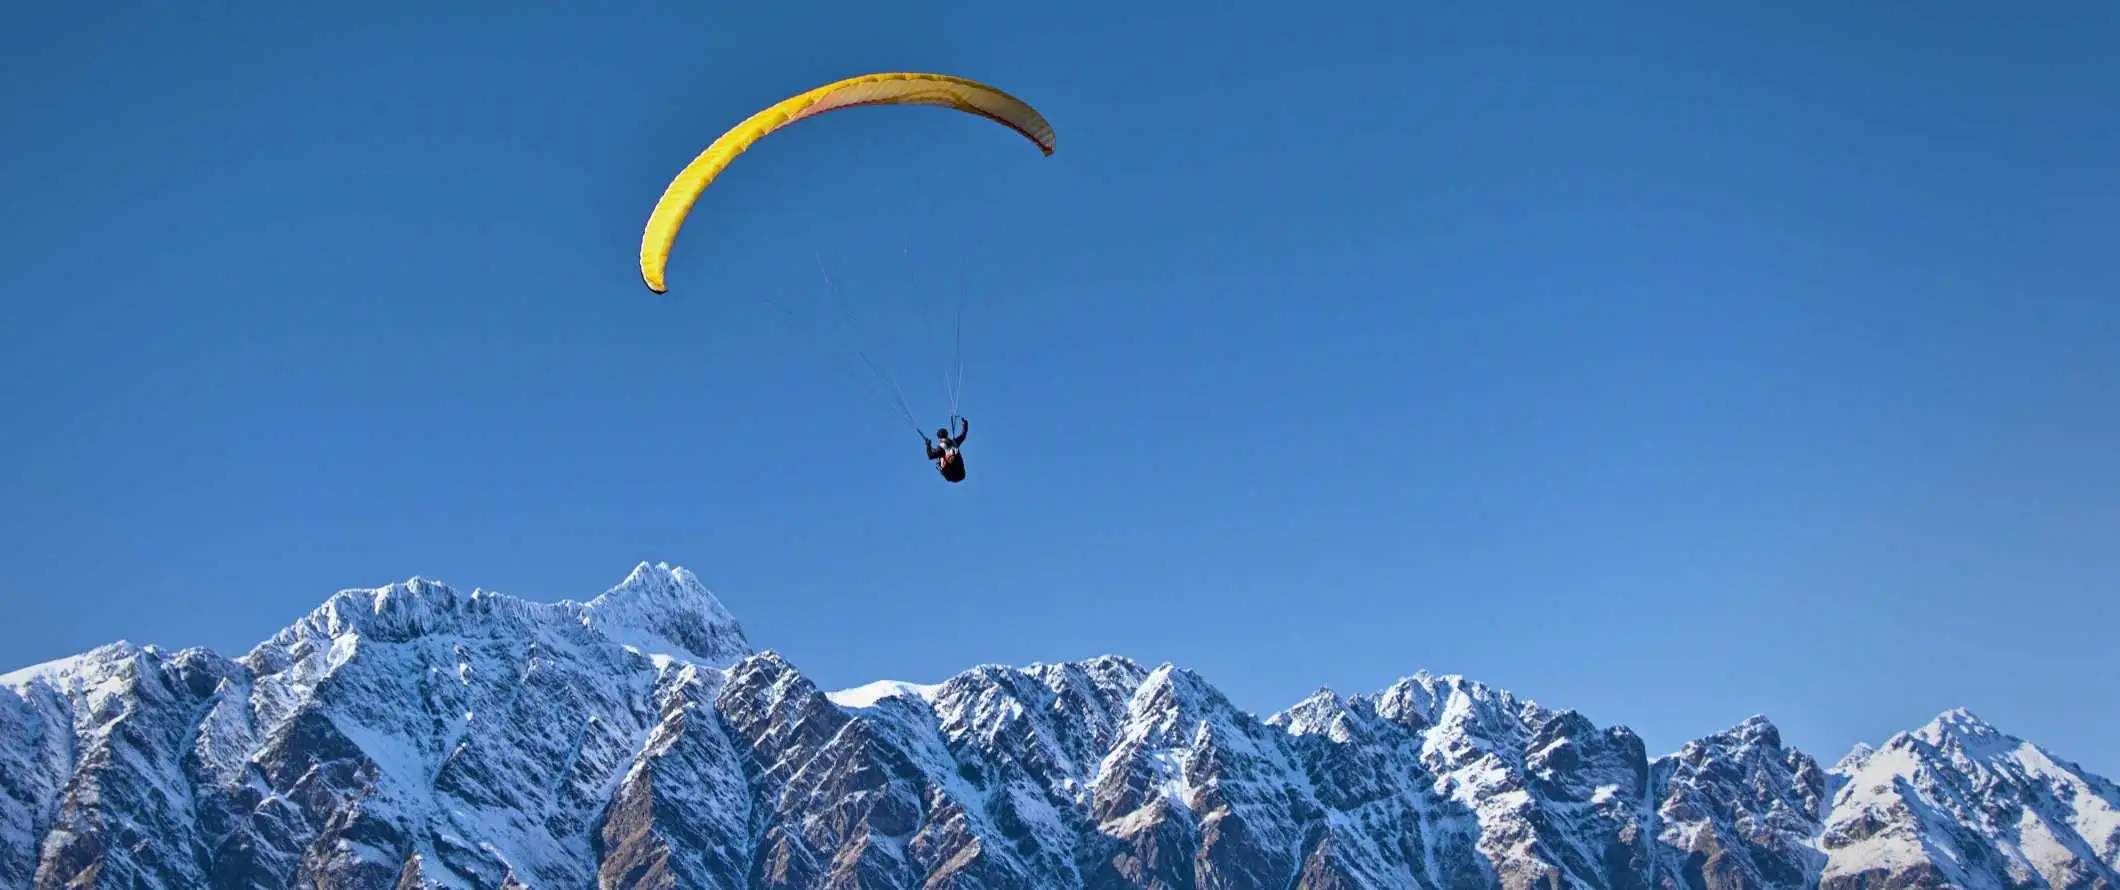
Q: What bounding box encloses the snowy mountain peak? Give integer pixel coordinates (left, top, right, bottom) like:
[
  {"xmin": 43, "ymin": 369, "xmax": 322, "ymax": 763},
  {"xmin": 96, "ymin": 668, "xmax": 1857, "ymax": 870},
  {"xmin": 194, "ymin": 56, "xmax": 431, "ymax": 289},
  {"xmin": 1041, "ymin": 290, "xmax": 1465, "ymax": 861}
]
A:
[
  {"xmin": 1130, "ymin": 663, "xmax": 1224, "ymax": 714},
  {"xmin": 1293, "ymin": 685, "xmax": 1344, "ymax": 712},
  {"xmin": 1369, "ymin": 669, "xmax": 1549, "ymax": 753},
  {"xmin": 0, "ymin": 640, "xmax": 144, "ymax": 690},
  {"xmin": 1721, "ymin": 713, "xmax": 1784, "ymax": 748},
  {"xmin": 1834, "ymin": 742, "xmax": 1877, "ymax": 774},
  {"xmin": 1026, "ymin": 653, "xmax": 1144, "ymax": 677},
  {"xmin": 256, "ymin": 575, "xmax": 471, "ymax": 656},
  {"xmin": 1267, "ymin": 687, "xmax": 1348, "ymax": 738},
  {"xmin": 1818, "ymin": 711, "xmax": 2120, "ymax": 890},
  {"xmin": 1907, "ymin": 706, "xmax": 2006, "ymax": 750},
  {"xmin": 230, "ymin": 563, "xmax": 751, "ymax": 682},
  {"xmin": 826, "ymin": 679, "xmax": 940, "ymax": 709},
  {"xmin": 575, "ymin": 561, "xmax": 751, "ymax": 668},
  {"xmin": 594, "ymin": 561, "xmax": 727, "ymax": 611},
  {"xmin": 4, "ymin": 563, "xmax": 2116, "ymax": 890}
]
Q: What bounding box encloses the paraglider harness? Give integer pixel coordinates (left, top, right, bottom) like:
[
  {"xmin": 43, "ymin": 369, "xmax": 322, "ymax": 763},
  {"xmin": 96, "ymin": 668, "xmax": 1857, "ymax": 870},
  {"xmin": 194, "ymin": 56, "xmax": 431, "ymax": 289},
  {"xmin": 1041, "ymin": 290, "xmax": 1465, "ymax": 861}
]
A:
[{"xmin": 924, "ymin": 417, "xmax": 968, "ymax": 483}]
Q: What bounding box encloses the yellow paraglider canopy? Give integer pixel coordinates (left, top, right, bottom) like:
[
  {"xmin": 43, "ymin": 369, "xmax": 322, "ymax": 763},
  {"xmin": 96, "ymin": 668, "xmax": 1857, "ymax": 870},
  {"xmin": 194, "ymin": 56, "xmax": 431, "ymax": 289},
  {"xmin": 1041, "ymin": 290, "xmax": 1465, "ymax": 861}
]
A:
[{"xmin": 639, "ymin": 71, "xmax": 1057, "ymax": 294}]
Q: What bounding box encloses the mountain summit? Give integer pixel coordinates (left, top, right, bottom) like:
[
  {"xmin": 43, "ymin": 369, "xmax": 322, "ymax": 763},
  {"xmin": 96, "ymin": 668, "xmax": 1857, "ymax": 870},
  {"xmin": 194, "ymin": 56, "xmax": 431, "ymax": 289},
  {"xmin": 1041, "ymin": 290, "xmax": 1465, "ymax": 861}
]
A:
[{"xmin": 3, "ymin": 564, "xmax": 2113, "ymax": 890}]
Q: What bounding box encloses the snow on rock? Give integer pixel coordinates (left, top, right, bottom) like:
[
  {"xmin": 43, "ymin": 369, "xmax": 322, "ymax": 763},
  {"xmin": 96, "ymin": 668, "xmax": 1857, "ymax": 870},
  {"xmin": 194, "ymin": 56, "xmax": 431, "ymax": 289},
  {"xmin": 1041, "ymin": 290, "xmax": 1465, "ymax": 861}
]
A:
[
  {"xmin": 0, "ymin": 667, "xmax": 76, "ymax": 889},
  {"xmin": 826, "ymin": 679, "xmax": 942, "ymax": 709},
  {"xmin": 1820, "ymin": 709, "xmax": 2120, "ymax": 890},
  {"xmin": 2, "ymin": 563, "xmax": 2114, "ymax": 890},
  {"xmin": 577, "ymin": 561, "xmax": 752, "ymax": 669},
  {"xmin": 1651, "ymin": 714, "xmax": 1827, "ymax": 890}
]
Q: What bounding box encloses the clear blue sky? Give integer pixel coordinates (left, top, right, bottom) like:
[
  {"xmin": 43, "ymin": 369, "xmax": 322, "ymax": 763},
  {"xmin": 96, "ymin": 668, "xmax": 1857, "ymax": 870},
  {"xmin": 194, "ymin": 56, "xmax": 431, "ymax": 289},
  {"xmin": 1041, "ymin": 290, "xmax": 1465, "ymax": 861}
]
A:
[{"xmin": 3, "ymin": 2, "xmax": 2115, "ymax": 775}]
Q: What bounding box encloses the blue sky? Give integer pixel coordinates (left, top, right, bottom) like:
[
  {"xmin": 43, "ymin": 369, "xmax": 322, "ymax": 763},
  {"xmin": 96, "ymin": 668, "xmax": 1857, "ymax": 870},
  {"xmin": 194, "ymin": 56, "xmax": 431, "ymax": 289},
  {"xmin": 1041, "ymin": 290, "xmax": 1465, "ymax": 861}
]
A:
[{"xmin": 3, "ymin": 2, "xmax": 2115, "ymax": 774}]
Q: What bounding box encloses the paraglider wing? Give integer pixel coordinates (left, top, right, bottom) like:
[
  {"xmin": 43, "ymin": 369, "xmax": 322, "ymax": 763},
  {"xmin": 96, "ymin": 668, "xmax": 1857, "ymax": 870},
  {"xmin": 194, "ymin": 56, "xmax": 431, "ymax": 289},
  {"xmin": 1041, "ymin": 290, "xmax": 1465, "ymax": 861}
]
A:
[{"xmin": 639, "ymin": 72, "xmax": 1057, "ymax": 294}]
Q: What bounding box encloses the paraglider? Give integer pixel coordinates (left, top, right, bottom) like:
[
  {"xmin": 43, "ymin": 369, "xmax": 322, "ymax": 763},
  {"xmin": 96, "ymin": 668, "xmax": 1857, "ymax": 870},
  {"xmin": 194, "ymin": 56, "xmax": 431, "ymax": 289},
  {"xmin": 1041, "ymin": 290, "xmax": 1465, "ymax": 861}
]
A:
[
  {"xmin": 638, "ymin": 71, "xmax": 1056, "ymax": 295},
  {"xmin": 924, "ymin": 417, "xmax": 970, "ymax": 483},
  {"xmin": 637, "ymin": 72, "xmax": 1053, "ymax": 485}
]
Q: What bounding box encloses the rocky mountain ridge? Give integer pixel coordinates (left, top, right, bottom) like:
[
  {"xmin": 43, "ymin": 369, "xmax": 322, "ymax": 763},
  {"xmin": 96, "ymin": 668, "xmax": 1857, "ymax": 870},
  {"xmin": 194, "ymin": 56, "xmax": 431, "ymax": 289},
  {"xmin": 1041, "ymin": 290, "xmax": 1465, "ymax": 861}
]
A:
[{"xmin": 3, "ymin": 563, "xmax": 2114, "ymax": 890}]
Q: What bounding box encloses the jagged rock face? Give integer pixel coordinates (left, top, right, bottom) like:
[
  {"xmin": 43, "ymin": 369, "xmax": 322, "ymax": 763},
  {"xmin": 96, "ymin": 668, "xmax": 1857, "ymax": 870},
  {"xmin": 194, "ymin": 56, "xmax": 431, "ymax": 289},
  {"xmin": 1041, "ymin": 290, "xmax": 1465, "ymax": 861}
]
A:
[
  {"xmin": 3, "ymin": 564, "xmax": 2117, "ymax": 890},
  {"xmin": 1652, "ymin": 716, "xmax": 1826, "ymax": 890}
]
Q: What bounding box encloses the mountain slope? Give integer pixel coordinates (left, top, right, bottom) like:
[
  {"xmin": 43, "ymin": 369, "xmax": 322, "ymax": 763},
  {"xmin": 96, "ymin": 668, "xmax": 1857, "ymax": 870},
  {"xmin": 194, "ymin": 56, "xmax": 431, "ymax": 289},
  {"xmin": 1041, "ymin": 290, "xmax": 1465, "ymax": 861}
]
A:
[
  {"xmin": 2, "ymin": 563, "xmax": 2111, "ymax": 890},
  {"xmin": 1819, "ymin": 709, "xmax": 2120, "ymax": 890}
]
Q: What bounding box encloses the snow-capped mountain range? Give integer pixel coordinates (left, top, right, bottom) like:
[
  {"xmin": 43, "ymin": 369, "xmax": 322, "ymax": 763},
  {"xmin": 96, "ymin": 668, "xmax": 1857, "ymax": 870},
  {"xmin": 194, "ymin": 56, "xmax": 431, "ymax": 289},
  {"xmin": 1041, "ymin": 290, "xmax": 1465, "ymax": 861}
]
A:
[{"xmin": 3, "ymin": 563, "xmax": 2114, "ymax": 890}]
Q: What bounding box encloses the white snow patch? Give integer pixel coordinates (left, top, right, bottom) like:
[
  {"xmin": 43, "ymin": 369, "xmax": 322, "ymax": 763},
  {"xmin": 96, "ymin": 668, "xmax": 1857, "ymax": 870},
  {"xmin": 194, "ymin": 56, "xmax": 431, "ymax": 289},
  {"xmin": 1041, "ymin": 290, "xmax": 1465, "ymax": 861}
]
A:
[
  {"xmin": 1, "ymin": 643, "xmax": 140, "ymax": 692},
  {"xmin": 0, "ymin": 652, "xmax": 101, "ymax": 689},
  {"xmin": 827, "ymin": 680, "xmax": 940, "ymax": 709},
  {"xmin": 329, "ymin": 715, "xmax": 433, "ymax": 791}
]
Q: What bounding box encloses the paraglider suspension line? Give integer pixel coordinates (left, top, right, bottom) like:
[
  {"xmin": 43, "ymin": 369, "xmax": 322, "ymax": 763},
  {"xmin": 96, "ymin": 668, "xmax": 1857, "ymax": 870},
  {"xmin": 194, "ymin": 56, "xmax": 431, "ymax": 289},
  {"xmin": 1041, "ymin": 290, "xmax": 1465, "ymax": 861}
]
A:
[
  {"xmin": 811, "ymin": 251, "xmax": 924, "ymax": 434},
  {"xmin": 946, "ymin": 257, "xmax": 966, "ymax": 426},
  {"xmin": 946, "ymin": 304, "xmax": 962, "ymax": 424},
  {"xmin": 906, "ymin": 237, "xmax": 964, "ymax": 428}
]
